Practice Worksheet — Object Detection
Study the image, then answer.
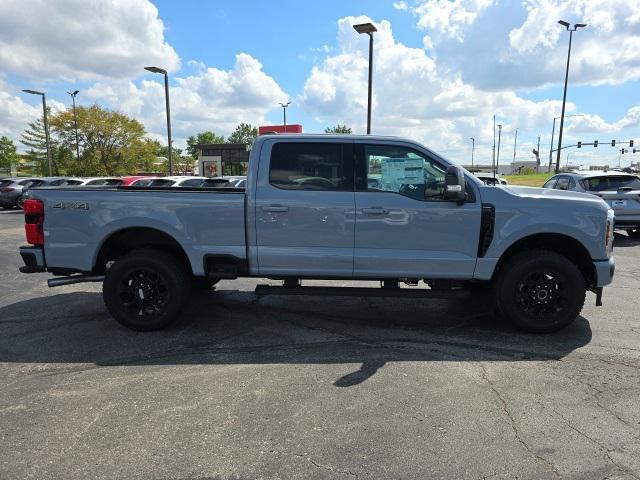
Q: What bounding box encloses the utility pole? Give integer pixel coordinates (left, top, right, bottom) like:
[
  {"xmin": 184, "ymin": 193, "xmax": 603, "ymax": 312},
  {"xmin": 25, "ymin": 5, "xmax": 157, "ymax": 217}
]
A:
[
  {"xmin": 470, "ymin": 137, "xmax": 475, "ymax": 167},
  {"xmin": 492, "ymin": 115, "xmax": 496, "ymax": 179},
  {"xmin": 353, "ymin": 23, "xmax": 377, "ymax": 134},
  {"xmin": 496, "ymin": 124, "xmax": 503, "ymax": 177},
  {"xmin": 512, "ymin": 128, "xmax": 518, "ymax": 167},
  {"xmin": 144, "ymin": 66, "xmax": 173, "ymax": 175},
  {"xmin": 537, "ymin": 135, "xmax": 541, "ymax": 172},
  {"xmin": 22, "ymin": 89, "xmax": 52, "ymax": 176}
]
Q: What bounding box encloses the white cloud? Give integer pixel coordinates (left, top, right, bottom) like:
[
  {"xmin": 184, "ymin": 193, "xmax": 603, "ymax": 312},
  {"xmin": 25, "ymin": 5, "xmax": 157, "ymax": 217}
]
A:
[
  {"xmin": 409, "ymin": 0, "xmax": 640, "ymax": 90},
  {"xmin": 0, "ymin": 76, "xmax": 66, "ymax": 146},
  {"xmin": 85, "ymin": 53, "xmax": 288, "ymax": 146},
  {"xmin": 0, "ymin": 0, "xmax": 179, "ymax": 82},
  {"xmin": 393, "ymin": 1, "xmax": 408, "ymax": 11}
]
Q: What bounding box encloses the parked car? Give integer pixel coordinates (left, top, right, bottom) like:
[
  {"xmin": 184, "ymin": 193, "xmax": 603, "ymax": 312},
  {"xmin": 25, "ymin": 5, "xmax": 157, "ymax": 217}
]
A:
[
  {"xmin": 474, "ymin": 173, "xmax": 508, "ymax": 186},
  {"xmin": 543, "ymin": 171, "xmax": 640, "ymax": 237},
  {"xmin": 168, "ymin": 176, "xmax": 208, "ymax": 187},
  {"xmin": 120, "ymin": 176, "xmax": 154, "ymax": 186},
  {"xmin": 128, "ymin": 176, "xmax": 207, "ymax": 187},
  {"xmin": 78, "ymin": 177, "xmax": 125, "ymax": 186},
  {"xmin": 0, "ymin": 177, "xmax": 40, "ymax": 209},
  {"xmin": 19, "ymin": 134, "xmax": 615, "ymax": 334}
]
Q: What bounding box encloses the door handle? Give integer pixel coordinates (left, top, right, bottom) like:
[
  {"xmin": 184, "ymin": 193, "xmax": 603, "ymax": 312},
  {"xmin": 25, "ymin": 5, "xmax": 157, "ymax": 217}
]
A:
[
  {"xmin": 362, "ymin": 207, "xmax": 389, "ymax": 215},
  {"xmin": 263, "ymin": 205, "xmax": 289, "ymax": 213}
]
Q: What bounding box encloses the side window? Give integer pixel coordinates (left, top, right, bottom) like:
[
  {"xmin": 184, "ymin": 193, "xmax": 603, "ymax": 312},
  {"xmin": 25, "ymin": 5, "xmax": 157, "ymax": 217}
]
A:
[
  {"xmin": 542, "ymin": 177, "xmax": 557, "ymax": 189},
  {"xmin": 180, "ymin": 178, "xmax": 204, "ymax": 187},
  {"xmin": 269, "ymin": 142, "xmax": 353, "ymax": 191},
  {"xmin": 555, "ymin": 176, "xmax": 570, "ymax": 190},
  {"xmin": 363, "ymin": 144, "xmax": 447, "ymax": 202},
  {"xmin": 568, "ymin": 177, "xmax": 576, "ymax": 189}
]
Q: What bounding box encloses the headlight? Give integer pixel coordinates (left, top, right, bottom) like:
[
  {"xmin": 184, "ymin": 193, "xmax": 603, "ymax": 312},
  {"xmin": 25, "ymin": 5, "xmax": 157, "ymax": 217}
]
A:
[{"xmin": 605, "ymin": 210, "xmax": 614, "ymax": 256}]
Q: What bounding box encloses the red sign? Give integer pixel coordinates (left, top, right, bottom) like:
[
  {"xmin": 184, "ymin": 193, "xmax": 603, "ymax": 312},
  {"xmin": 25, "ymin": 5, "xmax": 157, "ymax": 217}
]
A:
[{"xmin": 258, "ymin": 124, "xmax": 303, "ymax": 135}]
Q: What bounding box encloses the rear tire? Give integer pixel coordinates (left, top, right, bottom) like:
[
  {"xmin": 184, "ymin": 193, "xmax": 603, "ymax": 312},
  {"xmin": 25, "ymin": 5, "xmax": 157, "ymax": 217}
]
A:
[
  {"xmin": 493, "ymin": 250, "xmax": 585, "ymax": 333},
  {"xmin": 103, "ymin": 249, "xmax": 191, "ymax": 331},
  {"xmin": 15, "ymin": 196, "xmax": 24, "ymax": 209}
]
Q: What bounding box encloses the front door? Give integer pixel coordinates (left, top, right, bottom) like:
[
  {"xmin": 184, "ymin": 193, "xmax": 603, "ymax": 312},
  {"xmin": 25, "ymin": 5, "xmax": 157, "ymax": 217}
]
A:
[
  {"xmin": 353, "ymin": 142, "xmax": 481, "ymax": 279},
  {"xmin": 255, "ymin": 140, "xmax": 355, "ymax": 277}
]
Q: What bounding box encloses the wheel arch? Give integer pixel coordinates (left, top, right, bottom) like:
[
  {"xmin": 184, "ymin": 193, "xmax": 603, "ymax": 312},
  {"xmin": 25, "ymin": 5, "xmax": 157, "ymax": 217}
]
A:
[
  {"xmin": 93, "ymin": 227, "xmax": 193, "ymax": 275},
  {"xmin": 493, "ymin": 232, "xmax": 595, "ymax": 286}
]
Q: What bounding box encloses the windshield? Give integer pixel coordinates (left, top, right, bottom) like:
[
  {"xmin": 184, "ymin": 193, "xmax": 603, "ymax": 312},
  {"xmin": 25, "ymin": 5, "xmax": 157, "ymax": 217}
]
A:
[{"xmin": 584, "ymin": 176, "xmax": 640, "ymax": 191}]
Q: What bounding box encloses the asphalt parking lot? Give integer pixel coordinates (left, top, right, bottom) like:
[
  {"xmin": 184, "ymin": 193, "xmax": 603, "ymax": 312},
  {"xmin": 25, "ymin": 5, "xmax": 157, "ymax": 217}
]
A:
[{"xmin": 1, "ymin": 209, "xmax": 639, "ymax": 480}]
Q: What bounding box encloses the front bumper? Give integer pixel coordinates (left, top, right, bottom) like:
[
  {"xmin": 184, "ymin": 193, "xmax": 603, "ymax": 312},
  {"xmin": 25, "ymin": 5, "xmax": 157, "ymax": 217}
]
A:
[
  {"xmin": 19, "ymin": 246, "xmax": 46, "ymax": 273},
  {"xmin": 593, "ymin": 257, "xmax": 615, "ymax": 287}
]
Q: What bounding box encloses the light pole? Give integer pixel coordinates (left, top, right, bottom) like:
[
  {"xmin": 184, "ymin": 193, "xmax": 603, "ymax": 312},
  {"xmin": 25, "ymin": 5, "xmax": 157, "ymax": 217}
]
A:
[
  {"xmin": 22, "ymin": 89, "xmax": 52, "ymax": 176},
  {"xmin": 67, "ymin": 90, "xmax": 81, "ymax": 165},
  {"xmin": 496, "ymin": 124, "xmax": 503, "ymax": 177},
  {"xmin": 279, "ymin": 101, "xmax": 291, "ymax": 130},
  {"xmin": 512, "ymin": 128, "xmax": 518, "ymax": 166},
  {"xmin": 548, "ymin": 113, "xmax": 584, "ymax": 172},
  {"xmin": 555, "ymin": 20, "xmax": 587, "ymax": 174},
  {"xmin": 145, "ymin": 66, "xmax": 173, "ymax": 175},
  {"xmin": 470, "ymin": 137, "xmax": 475, "ymax": 167},
  {"xmin": 353, "ymin": 22, "xmax": 377, "ymax": 134}
]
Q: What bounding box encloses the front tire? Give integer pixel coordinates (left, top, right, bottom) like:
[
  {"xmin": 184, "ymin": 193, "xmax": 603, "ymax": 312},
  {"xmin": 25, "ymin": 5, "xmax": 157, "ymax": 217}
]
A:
[
  {"xmin": 103, "ymin": 249, "xmax": 191, "ymax": 331},
  {"xmin": 493, "ymin": 250, "xmax": 586, "ymax": 333},
  {"xmin": 15, "ymin": 196, "xmax": 24, "ymax": 209}
]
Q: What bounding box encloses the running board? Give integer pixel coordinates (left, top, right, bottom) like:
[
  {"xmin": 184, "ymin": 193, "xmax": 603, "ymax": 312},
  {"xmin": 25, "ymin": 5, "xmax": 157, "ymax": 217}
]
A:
[{"xmin": 254, "ymin": 285, "xmax": 467, "ymax": 299}]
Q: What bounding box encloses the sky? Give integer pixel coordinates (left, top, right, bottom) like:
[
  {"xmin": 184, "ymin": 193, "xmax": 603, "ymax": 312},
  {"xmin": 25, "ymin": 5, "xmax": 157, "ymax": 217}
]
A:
[{"xmin": 1, "ymin": 0, "xmax": 640, "ymax": 168}]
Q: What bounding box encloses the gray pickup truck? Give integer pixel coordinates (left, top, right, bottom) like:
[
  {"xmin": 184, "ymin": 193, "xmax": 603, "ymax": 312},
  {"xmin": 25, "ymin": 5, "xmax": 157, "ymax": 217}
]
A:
[{"xmin": 19, "ymin": 134, "xmax": 615, "ymax": 333}]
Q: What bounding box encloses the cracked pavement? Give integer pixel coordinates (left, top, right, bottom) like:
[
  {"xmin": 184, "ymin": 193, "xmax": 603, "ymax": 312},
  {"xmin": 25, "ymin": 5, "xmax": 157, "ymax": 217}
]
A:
[{"xmin": 1, "ymin": 210, "xmax": 639, "ymax": 479}]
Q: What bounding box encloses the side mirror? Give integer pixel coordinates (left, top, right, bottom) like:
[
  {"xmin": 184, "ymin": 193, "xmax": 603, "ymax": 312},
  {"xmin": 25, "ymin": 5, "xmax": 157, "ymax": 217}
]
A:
[{"xmin": 444, "ymin": 165, "xmax": 466, "ymax": 204}]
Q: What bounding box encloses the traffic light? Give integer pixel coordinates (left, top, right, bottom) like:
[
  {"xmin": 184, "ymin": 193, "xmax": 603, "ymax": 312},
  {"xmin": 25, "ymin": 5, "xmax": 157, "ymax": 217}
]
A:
[
  {"xmin": 631, "ymin": 140, "xmax": 635, "ymax": 148},
  {"xmin": 594, "ymin": 140, "xmax": 598, "ymax": 147},
  {"xmin": 634, "ymin": 148, "xmax": 638, "ymax": 154},
  {"xmin": 621, "ymin": 148, "xmax": 627, "ymax": 154},
  {"xmin": 612, "ymin": 140, "xmax": 616, "ymax": 146},
  {"xmin": 577, "ymin": 141, "xmax": 582, "ymax": 148}
]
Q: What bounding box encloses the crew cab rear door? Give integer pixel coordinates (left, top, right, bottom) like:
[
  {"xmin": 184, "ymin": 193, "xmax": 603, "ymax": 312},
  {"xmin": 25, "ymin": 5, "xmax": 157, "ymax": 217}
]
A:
[
  {"xmin": 254, "ymin": 139, "xmax": 355, "ymax": 277},
  {"xmin": 353, "ymin": 141, "xmax": 481, "ymax": 279}
]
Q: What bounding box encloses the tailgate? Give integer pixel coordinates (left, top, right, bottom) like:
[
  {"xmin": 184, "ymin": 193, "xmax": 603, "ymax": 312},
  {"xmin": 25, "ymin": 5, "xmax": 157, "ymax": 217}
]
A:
[{"xmin": 596, "ymin": 190, "xmax": 640, "ymax": 215}]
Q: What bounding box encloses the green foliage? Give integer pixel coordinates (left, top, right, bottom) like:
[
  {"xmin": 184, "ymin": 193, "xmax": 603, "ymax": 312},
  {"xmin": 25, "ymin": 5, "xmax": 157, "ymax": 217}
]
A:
[
  {"xmin": 49, "ymin": 104, "xmax": 157, "ymax": 176},
  {"xmin": 186, "ymin": 131, "xmax": 225, "ymax": 159},
  {"xmin": 227, "ymin": 123, "xmax": 258, "ymax": 144},
  {"xmin": 324, "ymin": 124, "xmax": 352, "ymax": 134},
  {"xmin": 20, "ymin": 114, "xmax": 57, "ymax": 175},
  {"xmin": 0, "ymin": 136, "xmax": 20, "ymax": 171}
]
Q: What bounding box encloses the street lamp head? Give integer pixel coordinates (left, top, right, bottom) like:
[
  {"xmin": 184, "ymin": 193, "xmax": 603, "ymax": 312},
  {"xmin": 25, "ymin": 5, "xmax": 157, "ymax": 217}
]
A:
[
  {"xmin": 558, "ymin": 20, "xmax": 570, "ymax": 28},
  {"xmin": 353, "ymin": 22, "xmax": 377, "ymax": 35},
  {"xmin": 574, "ymin": 23, "xmax": 587, "ymax": 29},
  {"xmin": 68, "ymin": 90, "xmax": 79, "ymax": 96},
  {"xmin": 144, "ymin": 66, "xmax": 166, "ymax": 74},
  {"xmin": 22, "ymin": 89, "xmax": 43, "ymax": 96},
  {"xmin": 279, "ymin": 101, "xmax": 291, "ymax": 108}
]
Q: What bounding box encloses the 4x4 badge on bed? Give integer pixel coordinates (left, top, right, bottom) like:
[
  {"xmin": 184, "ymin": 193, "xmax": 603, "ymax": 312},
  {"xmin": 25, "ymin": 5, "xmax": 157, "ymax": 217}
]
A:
[{"xmin": 52, "ymin": 201, "xmax": 89, "ymax": 210}]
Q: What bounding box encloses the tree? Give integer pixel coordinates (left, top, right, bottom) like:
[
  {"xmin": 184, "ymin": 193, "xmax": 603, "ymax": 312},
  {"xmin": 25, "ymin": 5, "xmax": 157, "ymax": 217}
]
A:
[
  {"xmin": 20, "ymin": 114, "xmax": 58, "ymax": 175},
  {"xmin": 0, "ymin": 136, "xmax": 20, "ymax": 172},
  {"xmin": 49, "ymin": 105, "xmax": 157, "ymax": 176},
  {"xmin": 325, "ymin": 124, "xmax": 352, "ymax": 134},
  {"xmin": 227, "ymin": 123, "xmax": 258, "ymax": 144},
  {"xmin": 186, "ymin": 131, "xmax": 225, "ymax": 159}
]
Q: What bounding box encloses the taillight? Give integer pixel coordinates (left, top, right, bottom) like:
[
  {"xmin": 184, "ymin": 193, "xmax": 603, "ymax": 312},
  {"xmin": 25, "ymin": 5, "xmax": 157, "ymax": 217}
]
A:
[
  {"xmin": 24, "ymin": 199, "xmax": 44, "ymax": 246},
  {"xmin": 1, "ymin": 187, "xmax": 15, "ymax": 193}
]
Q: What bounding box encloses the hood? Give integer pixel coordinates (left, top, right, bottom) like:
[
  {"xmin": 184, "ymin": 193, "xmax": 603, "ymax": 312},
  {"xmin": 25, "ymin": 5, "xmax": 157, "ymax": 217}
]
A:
[{"xmin": 503, "ymin": 185, "xmax": 609, "ymax": 207}]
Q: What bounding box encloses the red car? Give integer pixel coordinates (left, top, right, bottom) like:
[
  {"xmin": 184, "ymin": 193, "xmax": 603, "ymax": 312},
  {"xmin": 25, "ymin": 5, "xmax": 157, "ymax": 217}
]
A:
[{"xmin": 120, "ymin": 176, "xmax": 154, "ymax": 186}]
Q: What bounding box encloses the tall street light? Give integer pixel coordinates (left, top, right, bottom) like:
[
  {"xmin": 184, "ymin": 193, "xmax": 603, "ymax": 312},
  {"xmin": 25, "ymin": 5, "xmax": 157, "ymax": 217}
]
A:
[
  {"xmin": 22, "ymin": 89, "xmax": 52, "ymax": 176},
  {"xmin": 145, "ymin": 66, "xmax": 173, "ymax": 175},
  {"xmin": 353, "ymin": 22, "xmax": 377, "ymax": 134},
  {"xmin": 470, "ymin": 137, "xmax": 475, "ymax": 167},
  {"xmin": 548, "ymin": 113, "xmax": 584, "ymax": 172},
  {"xmin": 279, "ymin": 101, "xmax": 291, "ymax": 130},
  {"xmin": 67, "ymin": 90, "xmax": 81, "ymax": 165},
  {"xmin": 555, "ymin": 20, "xmax": 587, "ymax": 174},
  {"xmin": 496, "ymin": 124, "xmax": 503, "ymax": 178}
]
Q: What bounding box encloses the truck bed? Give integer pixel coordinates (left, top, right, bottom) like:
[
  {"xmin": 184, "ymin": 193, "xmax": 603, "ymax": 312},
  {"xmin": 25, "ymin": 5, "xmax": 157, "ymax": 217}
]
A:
[{"xmin": 30, "ymin": 186, "xmax": 247, "ymax": 276}]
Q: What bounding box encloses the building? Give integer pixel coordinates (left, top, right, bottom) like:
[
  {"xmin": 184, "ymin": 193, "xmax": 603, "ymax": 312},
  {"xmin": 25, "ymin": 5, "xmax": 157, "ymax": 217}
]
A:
[{"xmin": 196, "ymin": 143, "xmax": 250, "ymax": 177}]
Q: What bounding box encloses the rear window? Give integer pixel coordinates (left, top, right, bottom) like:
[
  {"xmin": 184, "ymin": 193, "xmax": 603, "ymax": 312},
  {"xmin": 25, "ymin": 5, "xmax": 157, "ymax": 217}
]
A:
[
  {"xmin": 86, "ymin": 179, "xmax": 123, "ymax": 186},
  {"xmin": 269, "ymin": 142, "xmax": 353, "ymax": 191},
  {"xmin": 0, "ymin": 180, "xmax": 14, "ymax": 187},
  {"xmin": 202, "ymin": 179, "xmax": 231, "ymax": 188},
  {"xmin": 148, "ymin": 179, "xmax": 175, "ymax": 187},
  {"xmin": 179, "ymin": 178, "xmax": 205, "ymax": 187},
  {"xmin": 584, "ymin": 176, "xmax": 640, "ymax": 191}
]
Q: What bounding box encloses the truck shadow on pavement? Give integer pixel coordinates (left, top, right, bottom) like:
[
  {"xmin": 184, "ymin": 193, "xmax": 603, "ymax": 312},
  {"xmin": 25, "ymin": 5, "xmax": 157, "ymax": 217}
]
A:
[{"xmin": 0, "ymin": 290, "xmax": 592, "ymax": 387}]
